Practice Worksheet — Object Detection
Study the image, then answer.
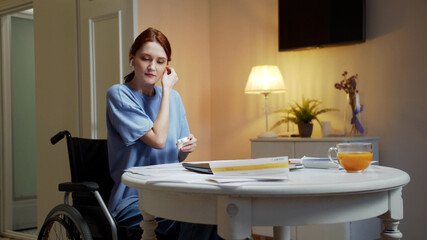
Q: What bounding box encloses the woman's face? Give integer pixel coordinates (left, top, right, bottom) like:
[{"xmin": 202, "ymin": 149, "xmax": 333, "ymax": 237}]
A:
[{"xmin": 131, "ymin": 41, "xmax": 168, "ymax": 85}]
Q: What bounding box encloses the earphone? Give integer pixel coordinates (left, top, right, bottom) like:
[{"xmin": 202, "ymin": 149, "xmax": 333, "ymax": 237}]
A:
[{"xmin": 129, "ymin": 59, "xmax": 134, "ymax": 67}]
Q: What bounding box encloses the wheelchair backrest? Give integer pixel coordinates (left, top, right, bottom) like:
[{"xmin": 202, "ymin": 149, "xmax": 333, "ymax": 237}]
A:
[{"xmin": 70, "ymin": 137, "xmax": 114, "ymax": 204}]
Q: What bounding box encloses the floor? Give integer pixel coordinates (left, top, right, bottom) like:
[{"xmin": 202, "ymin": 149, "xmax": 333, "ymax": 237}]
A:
[
  {"xmin": 1, "ymin": 234, "xmax": 272, "ymax": 240},
  {"xmin": 1, "ymin": 231, "xmax": 271, "ymax": 240},
  {"xmin": 252, "ymin": 235, "xmax": 273, "ymax": 240},
  {"xmin": 0, "ymin": 228, "xmax": 37, "ymax": 240}
]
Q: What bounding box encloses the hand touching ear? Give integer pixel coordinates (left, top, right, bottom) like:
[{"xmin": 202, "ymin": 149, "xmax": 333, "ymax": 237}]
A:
[
  {"xmin": 165, "ymin": 66, "xmax": 172, "ymax": 75},
  {"xmin": 162, "ymin": 67, "xmax": 178, "ymax": 92}
]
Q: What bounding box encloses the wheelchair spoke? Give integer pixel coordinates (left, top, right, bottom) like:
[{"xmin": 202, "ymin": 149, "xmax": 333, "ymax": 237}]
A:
[{"xmin": 38, "ymin": 215, "xmax": 78, "ymax": 240}]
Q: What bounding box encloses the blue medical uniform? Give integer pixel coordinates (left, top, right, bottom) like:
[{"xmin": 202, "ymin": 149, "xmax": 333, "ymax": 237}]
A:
[
  {"xmin": 106, "ymin": 83, "xmax": 189, "ymax": 217},
  {"xmin": 106, "ymin": 83, "xmax": 223, "ymax": 240}
]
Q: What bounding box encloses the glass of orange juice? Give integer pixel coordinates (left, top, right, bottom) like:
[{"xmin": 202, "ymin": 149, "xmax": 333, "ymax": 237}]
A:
[{"xmin": 328, "ymin": 143, "xmax": 373, "ymax": 172}]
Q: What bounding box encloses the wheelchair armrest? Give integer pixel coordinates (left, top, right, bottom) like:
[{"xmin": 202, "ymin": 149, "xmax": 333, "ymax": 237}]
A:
[{"xmin": 58, "ymin": 181, "xmax": 100, "ymax": 192}]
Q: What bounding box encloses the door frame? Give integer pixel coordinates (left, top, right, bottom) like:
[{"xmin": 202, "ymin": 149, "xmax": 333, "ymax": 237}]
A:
[
  {"xmin": 1, "ymin": 0, "xmax": 137, "ymax": 239},
  {"xmin": 0, "ymin": 1, "xmax": 35, "ymax": 239}
]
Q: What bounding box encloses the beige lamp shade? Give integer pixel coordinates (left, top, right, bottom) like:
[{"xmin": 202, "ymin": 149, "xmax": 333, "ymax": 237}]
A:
[{"xmin": 245, "ymin": 65, "xmax": 286, "ymax": 94}]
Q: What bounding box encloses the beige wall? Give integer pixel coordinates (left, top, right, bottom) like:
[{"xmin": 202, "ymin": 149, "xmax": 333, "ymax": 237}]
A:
[
  {"xmin": 140, "ymin": 0, "xmax": 426, "ymax": 238},
  {"xmin": 34, "ymin": 0, "xmax": 78, "ymax": 227},
  {"xmin": 210, "ymin": 0, "xmax": 286, "ymax": 160},
  {"xmin": 138, "ymin": 0, "xmax": 212, "ymax": 162}
]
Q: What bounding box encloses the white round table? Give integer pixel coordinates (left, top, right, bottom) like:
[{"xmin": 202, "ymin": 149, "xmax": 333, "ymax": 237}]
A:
[{"xmin": 122, "ymin": 164, "xmax": 410, "ymax": 240}]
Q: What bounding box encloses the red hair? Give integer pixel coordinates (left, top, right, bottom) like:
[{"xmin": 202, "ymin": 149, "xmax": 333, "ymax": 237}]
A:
[{"xmin": 124, "ymin": 27, "xmax": 172, "ymax": 83}]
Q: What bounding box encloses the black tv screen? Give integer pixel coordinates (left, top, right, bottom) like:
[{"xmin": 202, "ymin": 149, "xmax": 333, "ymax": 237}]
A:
[{"xmin": 278, "ymin": 0, "xmax": 366, "ymax": 51}]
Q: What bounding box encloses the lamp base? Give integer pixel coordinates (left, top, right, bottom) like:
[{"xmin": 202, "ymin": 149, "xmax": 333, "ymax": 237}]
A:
[{"xmin": 258, "ymin": 132, "xmax": 278, "ymax": 138}]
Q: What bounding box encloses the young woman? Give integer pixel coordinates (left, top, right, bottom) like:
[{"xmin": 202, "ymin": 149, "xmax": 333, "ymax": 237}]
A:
[{"xmin": 106, "ymin": 27, "xmax": 221, "ymax": 240}]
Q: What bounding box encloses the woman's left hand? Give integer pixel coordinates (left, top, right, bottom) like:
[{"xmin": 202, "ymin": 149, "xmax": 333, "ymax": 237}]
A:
[{"xmin": 180, "ymin": 134, "xmax": 197, "ymax": 153}]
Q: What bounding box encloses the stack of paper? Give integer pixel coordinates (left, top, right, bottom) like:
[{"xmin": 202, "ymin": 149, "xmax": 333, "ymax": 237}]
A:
[
  {"xmin": 207, "ymin": 156, "xmax": 289, "ymax": 183},
  {"xmin": 125, "ymin": 163, "xmax": 215, "ymax": 184},
  {"xmin": 125, "ymin": 157, "xmax": 292, "ymax": 184}
]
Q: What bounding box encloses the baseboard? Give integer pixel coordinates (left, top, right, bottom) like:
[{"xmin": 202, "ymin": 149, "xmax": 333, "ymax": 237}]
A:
[{"xmin": 12, "ymin": 198, "xmax": 37, "ymax": 230}]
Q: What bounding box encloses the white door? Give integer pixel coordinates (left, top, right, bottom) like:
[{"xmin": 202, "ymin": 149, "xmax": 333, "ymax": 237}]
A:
[
  {"xmin": 27, "ymin": 0, "xmax": 136, "ymax": 238},
  {"xmin": 78, "ymin": 0, "xmax": 137, "ymax": 139}
]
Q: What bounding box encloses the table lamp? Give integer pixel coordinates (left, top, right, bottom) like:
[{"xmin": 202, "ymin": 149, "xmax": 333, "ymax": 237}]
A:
[{"xmin": 245, "ymin": 65, "xmax": 286, "ymax": 138}]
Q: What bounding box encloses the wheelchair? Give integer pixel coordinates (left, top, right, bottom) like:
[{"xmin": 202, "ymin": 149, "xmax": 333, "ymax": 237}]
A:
[{"xmin": 37, "ymin": 130, "xmax": 142, "ymax": 240}]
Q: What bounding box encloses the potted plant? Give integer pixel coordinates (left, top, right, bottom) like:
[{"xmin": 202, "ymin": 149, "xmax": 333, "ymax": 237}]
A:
[{"xmin": 271, "ymin": 97, "xmax": 338, "ymax": 137}]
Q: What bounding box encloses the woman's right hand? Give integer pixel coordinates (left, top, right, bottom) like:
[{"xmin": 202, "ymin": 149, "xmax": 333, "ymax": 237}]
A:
[{"xmin": 162, "ymin": 67, "xmax": 178, "ymax": 92}]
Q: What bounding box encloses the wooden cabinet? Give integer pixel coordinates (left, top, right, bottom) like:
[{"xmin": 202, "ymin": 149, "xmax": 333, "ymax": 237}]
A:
[{"xmin": 250, "ymin": 136, "xmax": 381, "ymax": 240}]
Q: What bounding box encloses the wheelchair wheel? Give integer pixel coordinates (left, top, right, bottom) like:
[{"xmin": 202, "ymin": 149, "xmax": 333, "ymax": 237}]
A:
[{"xmin": 38, "ymin": 204, "xmax": 93, "ymax": 240}]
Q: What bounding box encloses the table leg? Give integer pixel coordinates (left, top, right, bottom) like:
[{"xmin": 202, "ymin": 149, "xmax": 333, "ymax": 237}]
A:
[
  {"xmin": 380, "ymin": 216, "xmax": 402, "ymax": 240},
  {"xmin": 273, "ymin": 226, "xmax": 290, "ymax": 240},
  {"xmin": 140, "ymin": 211, "xmax": 158, "ymax": 240},
  {"xmin": 379, "ymin": 188, "xmax": 404, "ymax": 240},
  {"xmin": 217, "ymin": 196, "xmax": 252, "ymax": 239}
]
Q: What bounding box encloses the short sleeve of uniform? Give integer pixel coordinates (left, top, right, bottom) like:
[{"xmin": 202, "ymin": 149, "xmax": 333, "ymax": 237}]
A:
[{"xmin": 106, "ymin": 84, "xmax": 153, "ymax": 146}]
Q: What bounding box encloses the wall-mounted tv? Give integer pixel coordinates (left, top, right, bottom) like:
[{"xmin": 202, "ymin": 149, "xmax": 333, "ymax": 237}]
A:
[{"xmin": 278, "ymin": 0, "xmax": 366, "ymax": 51}]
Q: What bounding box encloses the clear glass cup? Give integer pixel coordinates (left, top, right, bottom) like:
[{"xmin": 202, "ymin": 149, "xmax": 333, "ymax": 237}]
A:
[{"xmin": 328, "ymin": 143, "xmax": 373, "ymax": 173}]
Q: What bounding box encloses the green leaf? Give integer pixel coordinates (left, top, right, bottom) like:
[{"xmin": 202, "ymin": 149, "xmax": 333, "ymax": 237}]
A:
[{"xmin": 271, "ymin": 97, "xmax": 338, "ymax": 126}]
